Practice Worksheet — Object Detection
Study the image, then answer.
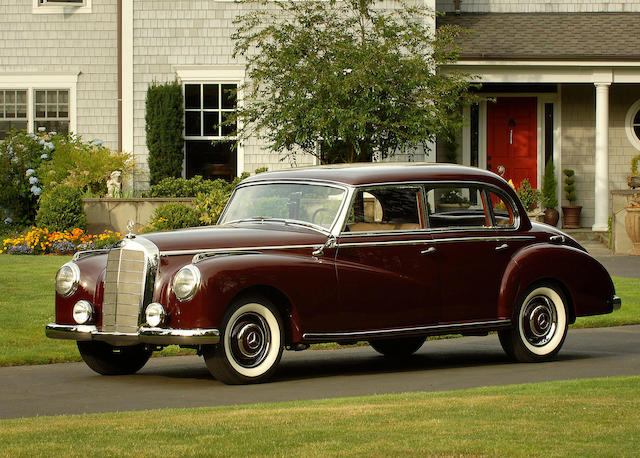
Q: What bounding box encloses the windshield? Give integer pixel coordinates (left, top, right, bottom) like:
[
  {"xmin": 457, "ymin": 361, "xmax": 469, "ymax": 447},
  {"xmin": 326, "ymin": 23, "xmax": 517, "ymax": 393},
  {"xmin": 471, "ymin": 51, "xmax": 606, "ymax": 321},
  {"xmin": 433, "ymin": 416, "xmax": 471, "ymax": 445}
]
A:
[{"xmin": 219, "ymin": 182, "xmax": 347, "ymax": 230}]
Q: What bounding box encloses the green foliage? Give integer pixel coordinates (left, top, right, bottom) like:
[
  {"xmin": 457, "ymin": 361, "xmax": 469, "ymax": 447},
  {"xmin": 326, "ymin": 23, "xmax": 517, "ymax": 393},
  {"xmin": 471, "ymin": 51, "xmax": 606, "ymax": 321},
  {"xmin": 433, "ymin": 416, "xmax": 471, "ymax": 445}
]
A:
[
  {"xmin": 631, "ymin": 154, "xmax": 640, "ymax": 175},
  {"xmin": 144, "ymin": 203, "xmax": 201, "ymax": 232},
  {"xmin": 516, "ymin": 179, "xmax": 541, "ymax": 212},
  {"xmin": 233, "ymin": 0, "xmax": 477, "ymax": 163},
  {"xmin": 563, "ymin": 169, "xmax": 577, "ymax": 204},
  {"xmin": 440, "ymin": 188, "xmax": 469, "ymax": 205},
  {"xmin": 542, "ymin": 160, "xmax": 558, "ymax": 210},
  {"xmin": 0, "ymin": 131, "xmax": 52, "ymax": 224},
  {"xmin": 194, "ymin": 187, "xmax": 234, "ymax": 225},
  {"xmin": 35, "ymin": 185, "xmax": 86, "ymax": 231},
  {"xmin": 147, "ymin": 176, "xmax": 231, "ymax": 198},
  {"xmin": 37, "ymin": 134, "xmax": 132, "ymax": 195},
  {"xmin": 145, "ymin": 81, "xmax": 184, "ymax": 185}
]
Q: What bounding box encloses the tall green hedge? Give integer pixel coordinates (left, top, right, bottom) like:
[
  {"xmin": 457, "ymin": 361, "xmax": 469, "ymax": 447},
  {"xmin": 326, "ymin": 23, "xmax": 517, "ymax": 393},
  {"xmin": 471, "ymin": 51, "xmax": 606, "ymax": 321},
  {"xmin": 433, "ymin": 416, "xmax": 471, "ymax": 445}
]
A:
[{"xmin": 145, "ymin": 81, "xmax": 184, "ymax": 185}]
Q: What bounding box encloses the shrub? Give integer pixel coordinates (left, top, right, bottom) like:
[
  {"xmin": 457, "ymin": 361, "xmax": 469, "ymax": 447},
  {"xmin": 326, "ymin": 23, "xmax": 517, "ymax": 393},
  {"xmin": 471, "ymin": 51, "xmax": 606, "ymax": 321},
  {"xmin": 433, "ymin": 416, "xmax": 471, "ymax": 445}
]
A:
[
  {"xmin": 37, "ymin": 134, "xmax": 132, "ymax": 196},
  {"xmin": 146, "ymin": 176, "xmax": 229, "ymax": 198},
  {"xmin": 146, "ymin": 81, "xmax": 184, "ymax": 185},
  {"xmin": 0, "ymin": 130, "xmax": 53, "ymax": 224},
  {"xmin": 144, "ymin": 203, "xmax": 201, "ymax": 232},
  {"xmin": 516, "ymin": 179, "xmax": 541, "ymax": 212},
  {"xmin": 542, "ymin": 160, "xmax": 558, "ymax": 210},
  {"xmin": 36, "ymin": 185, "xmax": 87, "ymax": 232},
  {"xmin": 563, "ymin": 169, "xmax": 577, "ymax": 205}
]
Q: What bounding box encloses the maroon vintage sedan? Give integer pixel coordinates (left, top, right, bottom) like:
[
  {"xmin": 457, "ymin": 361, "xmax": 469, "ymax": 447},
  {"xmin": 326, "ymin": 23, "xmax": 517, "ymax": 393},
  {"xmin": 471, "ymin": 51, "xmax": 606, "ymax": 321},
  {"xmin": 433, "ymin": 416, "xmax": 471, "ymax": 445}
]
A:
[{"xmin": 46, "ymin": 163, "xmax": 621, "ymax": 384}]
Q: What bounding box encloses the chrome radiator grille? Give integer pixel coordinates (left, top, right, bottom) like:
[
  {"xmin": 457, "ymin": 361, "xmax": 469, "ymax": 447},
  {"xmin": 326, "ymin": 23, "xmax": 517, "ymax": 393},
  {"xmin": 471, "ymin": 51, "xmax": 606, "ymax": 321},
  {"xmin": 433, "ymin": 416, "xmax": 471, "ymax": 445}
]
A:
[{"xmin": 101, "ymin": 238, "xmax": 158, "ymax": 333}]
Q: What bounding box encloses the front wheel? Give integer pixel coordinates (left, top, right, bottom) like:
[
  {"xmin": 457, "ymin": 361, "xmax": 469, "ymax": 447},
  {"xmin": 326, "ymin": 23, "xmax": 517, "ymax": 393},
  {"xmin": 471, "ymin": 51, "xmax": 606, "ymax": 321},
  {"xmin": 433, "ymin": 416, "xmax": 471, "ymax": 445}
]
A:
[
  {"xmin": 77, "ymin": 341, "xmax": 152, "ymax": 375},
  {"xmin": 369, "ymin": 336, "xmax": 426, "ymax": 357},
  {"xmin": 499, "ymin": 284, "xmax": 569, "ymax": 363},
  {"xmin": 203, "ymin": 296, "xmax": 284, "ymax": 384}
]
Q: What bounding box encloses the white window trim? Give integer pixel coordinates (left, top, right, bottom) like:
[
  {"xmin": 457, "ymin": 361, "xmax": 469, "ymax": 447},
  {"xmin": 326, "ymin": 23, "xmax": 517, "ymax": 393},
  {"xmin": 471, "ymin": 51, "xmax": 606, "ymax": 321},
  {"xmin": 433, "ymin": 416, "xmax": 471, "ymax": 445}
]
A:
[
  {"xmin": 0, "ymin": 73, "xmax": 78, "ymax": 134},
  {"xmin": 32, "ymin": 0, "xmax": 92, "ymax": 15},
  {"xmin": 625, "ymin": 99, "xmax": 640, "ymax": 152},
  {"xmin": 175, "ymin": 65, "xmax": 246, "ymax": 176}
]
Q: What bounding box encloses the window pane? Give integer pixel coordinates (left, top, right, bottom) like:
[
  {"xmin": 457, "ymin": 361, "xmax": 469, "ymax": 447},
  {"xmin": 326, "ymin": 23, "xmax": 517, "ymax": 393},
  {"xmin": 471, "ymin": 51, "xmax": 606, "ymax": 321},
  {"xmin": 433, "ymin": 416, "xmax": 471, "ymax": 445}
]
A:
[
  {"xmin": 5, "ymin": 104, "xmax": 15, "ymax": 118},
  {"xmin": 47, "ymin": 105, "xmax": 57, "ymax": 118},
  {"xmin": 203, "ymin": 111, "xmax": 219, "ymax": 136},
  {"xmin": 16, "ymin": 90, "xmax": 27, "ymax": 105},
  {"xmin": 634, "ymin": 125, "xmax": 640, "ymax": 141},
  {"xmin": 0, "ymin": 120, "xmax": 28, "ymax": 139},
  {"xmin": 429, "ymin": 186, "xmax": 488, "ymax": 229},
  {"xmin": 34, "ymin": 120, "xmax": 69, "ymax": 135},
  {"xmin": 185, "ymin": 111, "xmax": 201, "ymax": 136},
  {"xmin": 203, "ymin": 84, "xmax": 219, "ymax": 109},
  {"xmin": 36, "ymin": 104, "xmax": 46, "ymax": 118},
  {"xmin": 16, "ymin": 104, "xmax": 26, "ymax": 118},
  {"xmin": 0, "ymin": 91, "xmax": 4, "ymax": 107},
  {"xmin": 185, "ymin": 140, "xmax": 236, "ymax": 180},
  {"xmin": 58, "ymin": 104, "xmax": 68, "ymax": 118},
  {"xmin": 346, "ymin": 187, "xmax": 422, "ymax": 232},
  {"xmin": 6, "ymin": 91, "xmax": 15, "ymax": 104},
  {"xmin": 221, "ymin": 111, "xmax": 236, "ymax": 137},
  {"xmin": 221, "ymin": 84, "xmax": 237, "ymax": 109},
  {"xmin": 185, "ymin": 84, "xmax": 201, "ymax": 109},
  {"xmin": 633, "ymin": 109, "xmax": 640, "ymax": 126},
  {"xmin": 59, "ymin": 90, "xmax": 68, "ymax": 104},
  {"xmin": 47, "ymin": 90, "xmax": 57, "ymax": 105},
  {"xmin": 35, "ymin": 90, "xmax": 45, "ymax": 104}
]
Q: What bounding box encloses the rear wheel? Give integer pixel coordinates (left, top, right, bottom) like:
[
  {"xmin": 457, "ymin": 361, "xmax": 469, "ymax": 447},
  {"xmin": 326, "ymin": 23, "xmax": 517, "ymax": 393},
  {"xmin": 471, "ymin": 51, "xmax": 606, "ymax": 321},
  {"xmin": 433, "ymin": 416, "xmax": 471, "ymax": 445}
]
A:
[
  {"xmin": 203, "ymin": 296, "xmax": 284, "ymax": 384},
  {"xmin": 369, "ymin": 336, "xmax": 426, "ymax": 357},
  {"xmin": 499, "ymin": 284, "xmax": 568, "ymax": 362},
  {"xmin": 77, "ymin": 341, "xmax": 152, "ymax": 375}
]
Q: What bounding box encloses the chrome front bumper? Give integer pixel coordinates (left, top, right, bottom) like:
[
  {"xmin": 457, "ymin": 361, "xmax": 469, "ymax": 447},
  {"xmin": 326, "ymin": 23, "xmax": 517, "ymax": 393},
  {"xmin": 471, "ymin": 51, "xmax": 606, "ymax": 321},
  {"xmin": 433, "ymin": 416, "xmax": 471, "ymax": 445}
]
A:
[{"xmin": 45, "ymin": 323, "xmax": 220, "ymax": 346}]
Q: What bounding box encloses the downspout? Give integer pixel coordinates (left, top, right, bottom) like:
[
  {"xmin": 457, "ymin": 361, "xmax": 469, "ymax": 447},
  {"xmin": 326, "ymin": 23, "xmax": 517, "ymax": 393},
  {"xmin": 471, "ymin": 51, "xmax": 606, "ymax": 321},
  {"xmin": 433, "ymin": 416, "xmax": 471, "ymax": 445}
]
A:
[{"xmin": 117, "ymin": 0, "xmax": 122, "ymax": 152}]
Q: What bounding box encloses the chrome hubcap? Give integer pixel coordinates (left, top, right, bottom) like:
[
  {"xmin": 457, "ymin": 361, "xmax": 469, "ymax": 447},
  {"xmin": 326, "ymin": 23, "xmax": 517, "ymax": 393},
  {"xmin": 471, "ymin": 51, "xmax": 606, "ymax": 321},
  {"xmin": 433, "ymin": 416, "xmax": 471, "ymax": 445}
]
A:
[
  {"xmin": 522, "ymin": 295, "xmax": 557, "ymax": 347},
  {"xmin": 229, "ymin": 313, "xmax": 270, "ymax": 368}
]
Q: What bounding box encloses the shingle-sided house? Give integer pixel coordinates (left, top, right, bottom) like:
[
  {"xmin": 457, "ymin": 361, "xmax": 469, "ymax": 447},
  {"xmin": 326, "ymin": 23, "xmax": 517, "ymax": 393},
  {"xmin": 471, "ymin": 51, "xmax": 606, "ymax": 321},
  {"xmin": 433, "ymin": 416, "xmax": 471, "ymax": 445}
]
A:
[{"xmin": 437, "ymin": 0, "xmax": 640, "ymax": 232}]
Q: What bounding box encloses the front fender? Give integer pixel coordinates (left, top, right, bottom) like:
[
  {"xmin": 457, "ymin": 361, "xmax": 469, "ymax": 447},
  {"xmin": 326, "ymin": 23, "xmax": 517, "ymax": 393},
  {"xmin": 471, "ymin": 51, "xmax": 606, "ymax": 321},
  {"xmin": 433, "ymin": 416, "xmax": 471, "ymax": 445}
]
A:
[{"xmin": 498, "ymin": 243, "xmax": 615, "ymax": 321}]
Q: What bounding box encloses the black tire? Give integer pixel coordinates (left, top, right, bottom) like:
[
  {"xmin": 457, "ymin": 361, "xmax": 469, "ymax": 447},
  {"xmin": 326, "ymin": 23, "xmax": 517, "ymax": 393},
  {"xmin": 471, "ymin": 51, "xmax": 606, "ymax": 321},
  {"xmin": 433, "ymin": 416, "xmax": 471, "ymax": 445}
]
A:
[
  {"xmin": 77, "ymin": 341, "xmax": 152, "ymax": 375},
  {"xmin": 369, "ymin": 336, "xmax": 426, "ymax": 357},
  {"xmin": 203, "ymin": 296, "xmax": 284, "ymax": 385},
  {"xmin": 499, "ymin": 284, "xmax": 569, "ymax": 363}
]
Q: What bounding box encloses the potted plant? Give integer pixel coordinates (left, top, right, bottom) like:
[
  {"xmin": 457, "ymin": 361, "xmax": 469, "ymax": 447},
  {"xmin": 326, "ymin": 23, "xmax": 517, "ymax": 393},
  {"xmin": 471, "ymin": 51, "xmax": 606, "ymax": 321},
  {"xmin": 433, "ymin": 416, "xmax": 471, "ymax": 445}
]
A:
[
  {"xmin": 516, "ymin": 179, "xmax": 543, "ymax": 222},
  {"xmin": 561, "ymin": 169, "xmax": 582, "ymax": 228},
  {"xmin": 542, "ymin": 160, "xmax": 559, "ymax": 226},
  {"xmin": 438, "ymin": 188, "xmax": 470, "ymax": 211},
  {"xmin": 628, "ymin": 154, "xmax": 640, "ymax": 189},
  {"xmin": 625, "ymin": 193, "xmax": 640, "ymax": 255}
]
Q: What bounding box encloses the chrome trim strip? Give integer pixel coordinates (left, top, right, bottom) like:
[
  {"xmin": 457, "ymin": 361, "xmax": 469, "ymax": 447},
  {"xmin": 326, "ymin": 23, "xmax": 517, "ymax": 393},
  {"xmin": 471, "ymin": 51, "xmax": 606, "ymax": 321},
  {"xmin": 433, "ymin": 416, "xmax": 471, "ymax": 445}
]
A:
[
  {"xmin": 302, "ymin": 319, "xmax": 511, "ymax": 341},
  {"xmin": 73, "ymin": 249, "xmax": 110, "ymax": 261},
  {"xmin": 337, "ymin": 235, "xmax": 535, "ymax": 249},
  {"xmin": 161, "ymin": 244, "xmax": 319, "ymax": 257},
  {"xmin": 45, "ymin": 323, "xmax": 221, "ymax": 345}
]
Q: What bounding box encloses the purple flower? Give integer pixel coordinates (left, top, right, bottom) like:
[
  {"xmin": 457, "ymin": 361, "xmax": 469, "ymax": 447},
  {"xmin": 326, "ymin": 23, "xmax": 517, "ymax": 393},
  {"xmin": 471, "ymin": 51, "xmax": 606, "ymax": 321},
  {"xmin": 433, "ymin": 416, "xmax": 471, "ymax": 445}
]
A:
[
  {"xmin": 40, "ymin": 153, "xmax": 49, "ymax": 160},
  {"xmin": 92, "ymin": 139, "xmax": 103, "ymax": 146},
  {"xmin": 25, "ymin": 169, "xmax": 35, "ymax": 176},
  {"xmin": 30, "ymin": 185, "xmax": 42, "ymax": 196},
  {"xmin": 3, "ymin": 217, "xmax": 12, "ymax": 224},
  {"xmin": 29, "ymin": 176, "xmax": 39, "ymax": 184},
  {"xmin": 37, "ymin": 127, "xmax": 46, "ymax": 132},
  {"xmin": 43, "ymin": 142, "xmax": 54, "ymax": 150}
]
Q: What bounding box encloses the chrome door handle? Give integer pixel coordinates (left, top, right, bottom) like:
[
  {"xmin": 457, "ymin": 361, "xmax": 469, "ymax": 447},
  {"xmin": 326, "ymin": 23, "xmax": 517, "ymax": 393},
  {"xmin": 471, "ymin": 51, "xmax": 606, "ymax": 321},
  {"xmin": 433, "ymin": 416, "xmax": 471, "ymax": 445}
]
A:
[
  {"xmin": 420, "ymin": 247, "xmax": 437, "ymax": 255},
  {"xmin": 495, "ymin": 243, "xmax": 509, "ymax": 251},
  {"xmin": 550, "ymin": 235, "xmax": 565, "ymax": 244}
]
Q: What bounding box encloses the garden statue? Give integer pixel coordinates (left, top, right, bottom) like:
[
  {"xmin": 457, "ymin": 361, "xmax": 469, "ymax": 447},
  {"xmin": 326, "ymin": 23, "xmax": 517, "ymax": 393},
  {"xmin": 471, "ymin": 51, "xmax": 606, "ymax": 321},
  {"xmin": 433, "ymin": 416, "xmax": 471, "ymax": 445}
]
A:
[{"xmin": 106, "ymin": 170, "xmax": 122, "ymax": 198}]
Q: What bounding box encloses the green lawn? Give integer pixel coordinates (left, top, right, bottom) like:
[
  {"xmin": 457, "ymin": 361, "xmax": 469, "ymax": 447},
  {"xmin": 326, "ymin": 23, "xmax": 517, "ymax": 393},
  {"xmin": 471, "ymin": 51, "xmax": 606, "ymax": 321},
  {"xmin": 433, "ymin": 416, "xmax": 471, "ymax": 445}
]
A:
[
  {"xmin": 0, "ymin": 255, "xmax": 638, "ymax": 367},
  {"xmin": 0, "ymin": 376, "xmax": 638, "ymax": 456}
]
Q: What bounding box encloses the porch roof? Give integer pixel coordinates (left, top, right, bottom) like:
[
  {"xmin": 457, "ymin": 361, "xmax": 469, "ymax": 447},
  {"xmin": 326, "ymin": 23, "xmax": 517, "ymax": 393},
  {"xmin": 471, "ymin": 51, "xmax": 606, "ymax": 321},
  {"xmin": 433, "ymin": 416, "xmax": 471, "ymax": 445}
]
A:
[{"xmin": 437, "ymin": 13, "xmax": 640, "ymax": 61}]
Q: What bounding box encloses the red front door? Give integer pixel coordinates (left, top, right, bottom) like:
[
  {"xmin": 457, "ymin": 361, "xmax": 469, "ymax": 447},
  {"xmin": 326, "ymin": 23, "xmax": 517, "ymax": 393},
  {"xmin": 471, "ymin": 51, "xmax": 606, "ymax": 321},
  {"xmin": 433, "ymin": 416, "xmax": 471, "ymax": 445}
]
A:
[{"xmin": 487, "ymin": 97, "xmax": 538, "ymax": 188}]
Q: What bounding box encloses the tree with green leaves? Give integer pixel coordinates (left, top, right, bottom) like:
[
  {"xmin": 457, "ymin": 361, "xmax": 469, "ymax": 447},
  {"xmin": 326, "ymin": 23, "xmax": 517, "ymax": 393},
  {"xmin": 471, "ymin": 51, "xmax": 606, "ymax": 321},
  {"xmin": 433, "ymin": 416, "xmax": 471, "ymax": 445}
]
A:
[
  {"xmin": 232, "ymin": 0, "xmax": 476, "ymax": 164},
  {"xmin": 145, "ymin": 81, "xmax": 184, "ymax": 184},
  {"xmin": 542, "ymin": 159, "xmax": 558, "ymax": 210}
]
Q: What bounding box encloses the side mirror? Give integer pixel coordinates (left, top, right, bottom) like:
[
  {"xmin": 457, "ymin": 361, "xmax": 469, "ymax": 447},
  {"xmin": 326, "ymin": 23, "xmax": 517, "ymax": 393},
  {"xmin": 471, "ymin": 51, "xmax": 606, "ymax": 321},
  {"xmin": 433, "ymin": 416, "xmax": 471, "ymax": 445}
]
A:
[{"xmin": 313, "ymin": 235, "xmax": 337, "ymax": 257}]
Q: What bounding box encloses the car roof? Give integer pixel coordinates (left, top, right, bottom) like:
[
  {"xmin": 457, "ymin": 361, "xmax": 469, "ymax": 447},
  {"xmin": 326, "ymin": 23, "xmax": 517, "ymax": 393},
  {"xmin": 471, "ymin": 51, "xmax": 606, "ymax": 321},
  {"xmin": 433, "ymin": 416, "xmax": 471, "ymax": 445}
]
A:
[{"xmin": 242, "ymin": 162, "xmax": 509, "ymax": 188}]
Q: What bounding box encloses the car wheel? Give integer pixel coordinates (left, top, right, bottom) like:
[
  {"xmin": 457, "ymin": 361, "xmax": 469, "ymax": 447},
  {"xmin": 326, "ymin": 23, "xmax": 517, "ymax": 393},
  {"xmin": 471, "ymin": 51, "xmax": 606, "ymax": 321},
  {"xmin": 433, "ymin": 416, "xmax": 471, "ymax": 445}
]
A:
[
  {"xmin": 369, "ymin": 336, "xmax": 426, "ymax": 357},
  {"xmin": 203, "ymin": 296, "xmax": 284, "ymax": 385},
  {"xmin": 499, "ymin": 284, "xmax": 569, "ymax": 363},
  {"xmin": 77, "ymin": 341, "xmax": 152, "ymax": 375}
]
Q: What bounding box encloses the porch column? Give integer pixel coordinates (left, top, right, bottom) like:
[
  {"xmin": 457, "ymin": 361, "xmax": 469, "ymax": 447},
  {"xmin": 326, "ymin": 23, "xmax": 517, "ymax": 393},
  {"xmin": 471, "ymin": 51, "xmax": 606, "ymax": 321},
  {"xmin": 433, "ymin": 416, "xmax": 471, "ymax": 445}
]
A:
[{"xmin": 593, "ymin": 83, "xmax": 610, "ymax": 232}]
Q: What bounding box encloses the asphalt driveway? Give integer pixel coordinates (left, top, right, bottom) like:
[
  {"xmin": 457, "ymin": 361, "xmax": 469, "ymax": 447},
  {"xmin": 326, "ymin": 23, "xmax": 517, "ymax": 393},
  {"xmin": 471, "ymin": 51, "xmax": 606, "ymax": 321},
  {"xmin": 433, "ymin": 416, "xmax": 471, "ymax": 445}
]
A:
[{"xmin": 2, "ymin": 325, "xmax": 639, "ymax": 419}]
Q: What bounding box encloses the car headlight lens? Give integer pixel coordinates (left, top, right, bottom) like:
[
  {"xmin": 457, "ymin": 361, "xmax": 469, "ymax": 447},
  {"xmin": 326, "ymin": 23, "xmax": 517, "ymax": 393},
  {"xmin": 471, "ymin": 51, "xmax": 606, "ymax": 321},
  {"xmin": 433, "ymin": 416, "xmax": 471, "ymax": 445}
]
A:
[
  {"xmin": 145, "ymin": 303, "xmax": 166, "ymax": 327},
  {"xmin": 73, "ymin": 300, "xmax": 94, "ymax": 325},
  {"xmin": 55, "ymin": 262, "xmax": 80, "ymax": 297},
  {"xmin": 173, "ymin": 265, "xmax": 201, "ymax": 302}
]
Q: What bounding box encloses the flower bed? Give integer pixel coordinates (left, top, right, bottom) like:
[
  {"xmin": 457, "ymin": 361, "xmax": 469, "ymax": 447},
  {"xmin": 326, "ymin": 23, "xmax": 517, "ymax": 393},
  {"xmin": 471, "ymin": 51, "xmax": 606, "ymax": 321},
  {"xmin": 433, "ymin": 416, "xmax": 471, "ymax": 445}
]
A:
[{"xmin": 1, "ymin": 227, "xmax": 121, "ymax": 255}]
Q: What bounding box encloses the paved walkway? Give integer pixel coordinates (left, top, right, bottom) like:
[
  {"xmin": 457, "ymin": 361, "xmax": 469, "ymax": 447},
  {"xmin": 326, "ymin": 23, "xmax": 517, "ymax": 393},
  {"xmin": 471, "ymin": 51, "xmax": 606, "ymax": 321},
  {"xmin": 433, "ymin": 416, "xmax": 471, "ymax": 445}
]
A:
[{"xmin": 585, "ymin": 242, "xmax": 640, "ymax": 278}]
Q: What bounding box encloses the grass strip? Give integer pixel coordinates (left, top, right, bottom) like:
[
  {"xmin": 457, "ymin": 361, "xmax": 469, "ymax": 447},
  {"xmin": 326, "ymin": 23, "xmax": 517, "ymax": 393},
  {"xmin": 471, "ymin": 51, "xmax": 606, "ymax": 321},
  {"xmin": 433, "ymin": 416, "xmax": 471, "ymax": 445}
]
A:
[
  {"xmin": 0, "ymin": 376, "xmax": 638, "ymax": 456},
  {"xmin": 1, "ymin": 255, "xmax": 638, "ymax": 366}
]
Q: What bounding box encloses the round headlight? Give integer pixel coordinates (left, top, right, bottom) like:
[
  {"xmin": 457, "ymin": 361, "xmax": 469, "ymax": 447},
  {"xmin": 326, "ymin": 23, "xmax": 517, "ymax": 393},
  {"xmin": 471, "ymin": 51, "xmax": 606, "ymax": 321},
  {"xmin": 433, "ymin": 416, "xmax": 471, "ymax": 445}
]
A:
[
  {"xmin": 173, "ymin": 265, "xmax": 201, "ymax": 302},
  {"xmin": 145, "ymin": 303, "xmax": 166, "ymax": 327},
  {"xmin": 55, "ymin": 262, "xmax": 80, "ymax": 297},
  {"xmin": 73, "ymin": 300, "xmax": 93, "ymax": 325}
]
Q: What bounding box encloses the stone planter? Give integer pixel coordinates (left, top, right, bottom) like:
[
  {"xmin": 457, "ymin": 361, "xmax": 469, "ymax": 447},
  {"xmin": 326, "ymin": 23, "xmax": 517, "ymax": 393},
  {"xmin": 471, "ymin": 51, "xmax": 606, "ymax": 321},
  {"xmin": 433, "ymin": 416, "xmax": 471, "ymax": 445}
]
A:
[
  {"xmin": 543, "ymin": 208, "xmax": 559, "ymax": 226},
  {"xmin": 625, "ymin": 207, "xmax": 640, "ymax": 255},
  {"xmin": 561, "ymin": 206, "xmax": 582, "ymax": 229}
]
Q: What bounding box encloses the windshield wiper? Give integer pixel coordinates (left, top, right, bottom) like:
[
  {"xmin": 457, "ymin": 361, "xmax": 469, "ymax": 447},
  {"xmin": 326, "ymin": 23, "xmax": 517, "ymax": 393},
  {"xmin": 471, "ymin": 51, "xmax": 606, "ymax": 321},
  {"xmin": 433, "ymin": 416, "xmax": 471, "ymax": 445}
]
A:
[{"xmin": 224, "ymin": 217, "xmax": 329, "ymax": 234}]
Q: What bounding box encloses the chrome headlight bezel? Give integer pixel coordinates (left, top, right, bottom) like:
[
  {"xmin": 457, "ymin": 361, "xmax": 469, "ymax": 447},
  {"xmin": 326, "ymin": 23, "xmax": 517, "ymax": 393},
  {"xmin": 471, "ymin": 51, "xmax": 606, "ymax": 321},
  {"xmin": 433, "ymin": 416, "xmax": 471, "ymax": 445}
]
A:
[
  {"xmin": 72, "ymin": 300, "xmax": 94, "ymax": 325},
  {"xmin": 172, "ymin": 265, "xmax": 202, "ymax": 302},
  {"xmin": 55, "ymin": 262, "xmax": 80, "ymax": 297}
]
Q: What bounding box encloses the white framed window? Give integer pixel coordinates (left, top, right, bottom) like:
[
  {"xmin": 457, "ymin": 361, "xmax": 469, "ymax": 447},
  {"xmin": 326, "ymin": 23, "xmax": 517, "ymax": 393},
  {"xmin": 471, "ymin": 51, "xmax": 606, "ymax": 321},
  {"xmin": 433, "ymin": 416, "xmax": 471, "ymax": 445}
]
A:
[
  {"xmin": 626, "ymin": 99, "xmax": 640, "ymax": 152},
  {"xmin": 175, "ymin": 65, "xmax": 245, "ymax": 180},
  {"xmin": 32, "ymin": 0, "xmax": 91, "ymax": 15},
  {"xmin": 0, "ymin": 74, "xmax": 78, "ymax": 140}
]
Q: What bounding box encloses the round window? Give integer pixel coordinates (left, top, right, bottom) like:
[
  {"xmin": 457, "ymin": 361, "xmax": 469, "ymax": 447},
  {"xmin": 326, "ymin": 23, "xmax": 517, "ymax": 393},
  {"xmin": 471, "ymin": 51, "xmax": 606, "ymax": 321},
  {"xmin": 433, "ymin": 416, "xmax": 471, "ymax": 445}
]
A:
[{"xmin": 625, "ymin": 100, "xmax": 640, "ymax": 151}]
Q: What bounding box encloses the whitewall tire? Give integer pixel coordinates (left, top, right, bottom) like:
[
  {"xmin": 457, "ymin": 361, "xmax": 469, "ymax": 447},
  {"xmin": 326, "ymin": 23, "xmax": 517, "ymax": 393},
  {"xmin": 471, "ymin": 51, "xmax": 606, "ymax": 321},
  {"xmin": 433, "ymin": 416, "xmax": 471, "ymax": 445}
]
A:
[
  {"xmin": 499, "ymin": 285, "xmax": 569, "ymax": 363},
  {"xmin": 204, "ymin": 297, "xmax": 284, "ymax": 384}
]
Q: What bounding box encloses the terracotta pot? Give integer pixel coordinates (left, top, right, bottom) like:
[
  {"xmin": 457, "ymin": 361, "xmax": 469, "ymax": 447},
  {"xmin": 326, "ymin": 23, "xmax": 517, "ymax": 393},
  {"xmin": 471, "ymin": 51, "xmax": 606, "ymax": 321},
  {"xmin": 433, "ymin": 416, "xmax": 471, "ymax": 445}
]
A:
[
  {"xmin": 543, "ymin": 208, "xmax": 559, "ymax": 226},
  {"xmin": 561, "ymin": 205, "xmax": 582, "ymax": 229},
  {"xmin": 625, "ymin": 207, "xmax": 640, "ymax": 255},
  {"xmin": 628, "ymin": 175, "xmax": 640, "ymax": 189}
]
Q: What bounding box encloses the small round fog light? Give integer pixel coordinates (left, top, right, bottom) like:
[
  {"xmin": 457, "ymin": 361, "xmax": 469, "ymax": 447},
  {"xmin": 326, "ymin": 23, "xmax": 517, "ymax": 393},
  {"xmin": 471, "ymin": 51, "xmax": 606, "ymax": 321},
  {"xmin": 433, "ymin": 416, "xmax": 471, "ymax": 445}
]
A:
[
  {"xmin": 73, "ymin": 300, "xmax": 94, "ymax": 325},
  {"xmin": 145, "ymin": 303, "xmax": 166, "ymax": 327}
]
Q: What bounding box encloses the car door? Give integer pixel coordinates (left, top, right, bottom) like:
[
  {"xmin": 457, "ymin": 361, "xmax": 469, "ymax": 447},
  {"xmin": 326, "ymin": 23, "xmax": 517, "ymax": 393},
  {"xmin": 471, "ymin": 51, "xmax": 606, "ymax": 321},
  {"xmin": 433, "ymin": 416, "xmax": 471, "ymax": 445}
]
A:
[
  {"xmin": 333, "ymin": 185, "xmax": 440, "ymax": 332},
  {"xmin": 425, "ymin": 183, "xmax": 531, "ymax": 324}
]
